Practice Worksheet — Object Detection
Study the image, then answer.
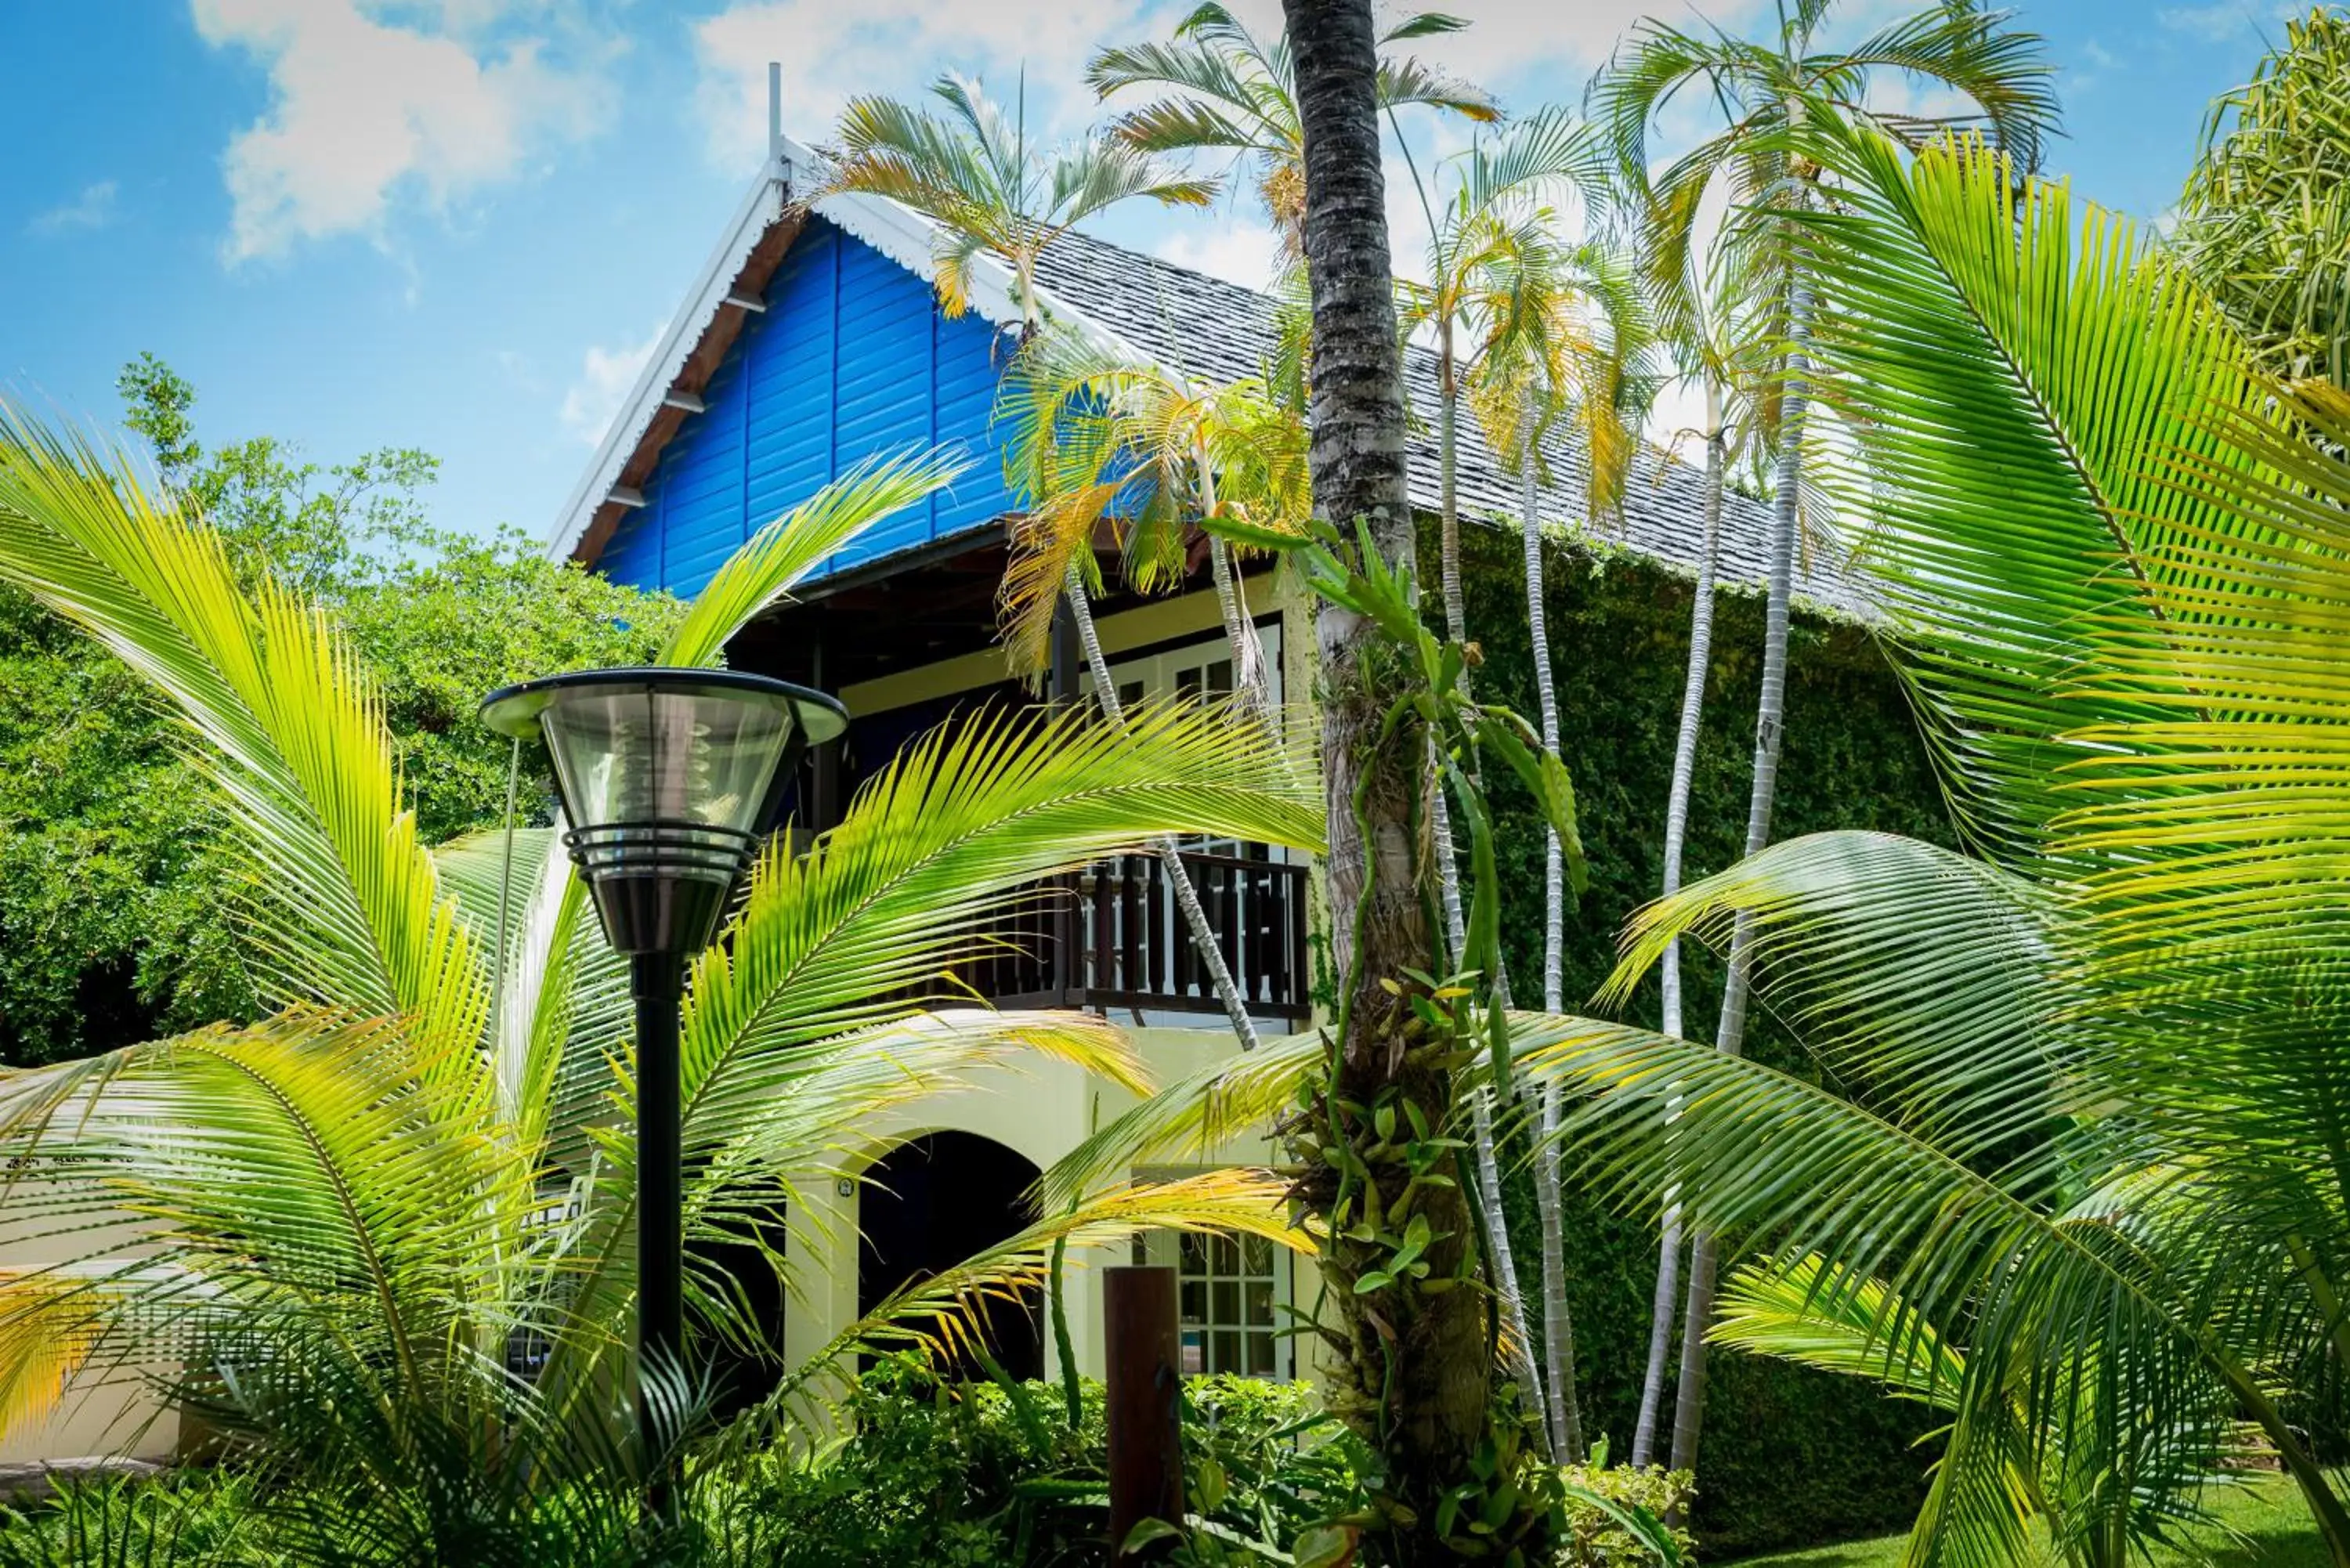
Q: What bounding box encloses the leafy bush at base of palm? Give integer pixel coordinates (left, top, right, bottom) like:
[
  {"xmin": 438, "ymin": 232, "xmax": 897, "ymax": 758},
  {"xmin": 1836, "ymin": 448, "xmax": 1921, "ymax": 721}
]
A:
[
  {"xmin": 1559, "ymin": 1456, "xmax": 1695, "ymax": 1567},
  {"xmin": 721, "ymin": 1364, "xmax": 1365, "ymax": 1567}
]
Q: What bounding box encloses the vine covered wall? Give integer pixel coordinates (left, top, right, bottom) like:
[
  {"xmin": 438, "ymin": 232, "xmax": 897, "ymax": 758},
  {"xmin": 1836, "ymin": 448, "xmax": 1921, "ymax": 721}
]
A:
[{"xmin": 1444, "ymin": 518, "xmax": 1954, "ymax": 1558}]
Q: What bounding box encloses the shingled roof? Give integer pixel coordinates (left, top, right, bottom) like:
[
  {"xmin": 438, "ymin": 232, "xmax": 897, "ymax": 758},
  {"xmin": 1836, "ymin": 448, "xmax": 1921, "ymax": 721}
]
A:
[
  {"xmin": 550, "ymin": 143, "xmax": 1870, "ymax": 620},
  {"xmin": 1030, "ymin": 229, "xmax": 1867, "ymax": 620}
]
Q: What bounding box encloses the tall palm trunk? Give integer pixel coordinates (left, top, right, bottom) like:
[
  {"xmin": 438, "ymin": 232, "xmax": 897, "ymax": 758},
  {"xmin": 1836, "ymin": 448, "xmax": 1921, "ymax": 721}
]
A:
[
  {"xmin": 1436, "ymin": 786, "xmax": 1549, "ymax": 1455},
  {"xmin": 1060, "ymin": 561, "xmax": 1263, "ymax": 1053},
  {"xmin": 1520, "ymin": 424, "xmax": 1585, "ymax": 1462},
  {"xmin": 1285, "ymin": 2, "xmax": 1491, "ymax": 1551},
  {"xmin": 1197, "ymin": 446, "xmax": 1274, "ymax": 726},
  {"xmin": 1429, "ymin": 312, "xmax": 1545, "ymax": 1451},
  {"xmin": 1632, "ymin": 377, "xmax": 1725, "ymax": 1469},
  {"xmin": 1672, "ymin": 288, "xmax": 1810, "ymax": 1477},
  {"xmin": 1437, "ymin": 317, "xmax": 1467, "ymax": 641}
]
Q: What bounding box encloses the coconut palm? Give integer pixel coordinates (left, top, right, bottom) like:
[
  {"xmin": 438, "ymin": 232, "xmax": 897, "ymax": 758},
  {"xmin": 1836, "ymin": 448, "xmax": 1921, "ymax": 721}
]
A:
[
  {"xmin": 1517, "ymin": 122, "xmax": 2350, "ymax": 1566},
  {"xmin": 1593, "ymin": 0, "xmax": 2059, "ymax": 1474},
  {"xmin": 1088, "ymin": 3, "xmax": 1495, "ymax": 261},
  {"xmin": 1464, "ymin": 231, "xmax": 1658, "ymax": 1463},
  {"xmin": 992, "ymin": 321, "xmax": 1309, "ymax": 729},
  {"xmin": 1272, "ymin": 0, "xmax": 1506, "ymax": 1555},
  {"xmin": 819, "ymin": 77, "xmax": 1290, "ymax": 1052},
  {"xmin": 0, "ymin": 410, "xmax": 1321, "ymax": 1554}
]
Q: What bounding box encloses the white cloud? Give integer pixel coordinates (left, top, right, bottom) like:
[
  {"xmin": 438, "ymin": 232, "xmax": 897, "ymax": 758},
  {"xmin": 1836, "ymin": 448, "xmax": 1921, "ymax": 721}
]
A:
[
  {"xmin": 692, "ymin": 0, "xmax": 1163, "ymax": 170},
  {"xmin": 29, "ymin": 180, "xmax": 119, "ymax": 236},
  {"xmin": 192, "ymin": 0, "xmax": 609, "ymax": 262},
  {"xmin": 1153, "ymin": 219, "xmax": 1284, "ymax": 292},
  {"xmin": 559, "ymin": 322, "xmax": 662, "ymax": 446}
]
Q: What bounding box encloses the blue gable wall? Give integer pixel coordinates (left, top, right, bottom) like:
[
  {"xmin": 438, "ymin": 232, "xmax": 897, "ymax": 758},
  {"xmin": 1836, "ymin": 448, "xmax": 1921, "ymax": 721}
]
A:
[{"xmin": 598, "ymin": 217, "xmax": 1017, "ymax": 598}]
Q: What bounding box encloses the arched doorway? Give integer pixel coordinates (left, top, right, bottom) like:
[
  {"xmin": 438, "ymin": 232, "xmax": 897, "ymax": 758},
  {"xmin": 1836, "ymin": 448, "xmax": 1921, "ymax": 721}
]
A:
[{"xmin": 858, "ymin": 1132, "xmax": 1044, "ymax": 1382}]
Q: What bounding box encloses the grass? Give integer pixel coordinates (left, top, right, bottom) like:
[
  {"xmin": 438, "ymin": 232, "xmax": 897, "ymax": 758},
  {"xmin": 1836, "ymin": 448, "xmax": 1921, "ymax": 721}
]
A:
[{"xmin": 1726, "ymin": 1478, "xmax": 2330, "ymax": 1566}]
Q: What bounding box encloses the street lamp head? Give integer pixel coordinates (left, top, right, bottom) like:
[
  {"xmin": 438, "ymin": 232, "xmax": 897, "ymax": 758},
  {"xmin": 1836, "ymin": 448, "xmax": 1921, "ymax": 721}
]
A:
[{"xmin": 480, "ymin": 667, "xmax": 847, "ymax": 958}]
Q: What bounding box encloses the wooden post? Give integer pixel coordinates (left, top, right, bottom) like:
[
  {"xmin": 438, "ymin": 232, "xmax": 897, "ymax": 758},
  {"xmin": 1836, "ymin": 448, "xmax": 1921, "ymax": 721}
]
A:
[{"xmin": 1104, "ymin": 1265, "xmax": 1184, "ymax": 1559}]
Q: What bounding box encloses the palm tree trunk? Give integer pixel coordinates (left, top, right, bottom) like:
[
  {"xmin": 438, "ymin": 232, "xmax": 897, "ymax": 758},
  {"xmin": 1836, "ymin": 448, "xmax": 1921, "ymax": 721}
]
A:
[
  {"xmin": 1434, "ymin": 771, "xmax": 1549, "ymax": 1457},
  {"xmin": 1518, "ymin": 427, "xmax": 1584, "ymax": 1463},
  {"xmin": 1427, "ymin": 310, "xmax": 1546, "ymax": 1455},
  {"xmin": 1437, "ymin": 319, "xmax": 1467, "ymax": 648},
  {"xmin": 1672, "ymin": 287, "xmax": 1810, "ymax": 1479},
  {"xmin": 1061, "ymin": 561, "xmax": 1263, "ymax": 1053},
  {"xmin": 1198, "ymin": 446, "xmax": 1274, "ymax": 726},
  {"xmin": 1633, "ymin": 377, "xmax": 1725, "ymax": 1469},
  {"xmin": 1285, "ymin": 2, "xmax": 1491, "ymax": 1549}
]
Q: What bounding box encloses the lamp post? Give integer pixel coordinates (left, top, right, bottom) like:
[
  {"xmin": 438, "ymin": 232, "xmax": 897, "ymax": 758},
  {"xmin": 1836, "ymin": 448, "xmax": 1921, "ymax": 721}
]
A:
[{"xmin": 481, "ymin": 667, "xmax": 846, "ymax": 1516}]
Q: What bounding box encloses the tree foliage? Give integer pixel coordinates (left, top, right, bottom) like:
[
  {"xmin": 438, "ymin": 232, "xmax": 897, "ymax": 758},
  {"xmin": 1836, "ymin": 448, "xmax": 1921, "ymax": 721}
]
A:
[
  {"xmin": 1525, "ymin": 121, "xmax": 2350, "ymax": 1568},
  {"xmin": 0, "ymin": 410, "xmax": 1324, "ymax": 1559},
  {"xmin": 2176, "ymin": 6, "xmax": 2350, "ymax": 384},
  {"xmin": 0, "ymin": 359, "xmax": 685, "ymax": 1064}
]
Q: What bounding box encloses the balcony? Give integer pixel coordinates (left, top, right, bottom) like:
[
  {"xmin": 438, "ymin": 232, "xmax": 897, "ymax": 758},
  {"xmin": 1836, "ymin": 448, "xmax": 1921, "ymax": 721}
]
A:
[{"xmin": 964, "ymin": 849, "xmax": 1311, "ymax": 1025}]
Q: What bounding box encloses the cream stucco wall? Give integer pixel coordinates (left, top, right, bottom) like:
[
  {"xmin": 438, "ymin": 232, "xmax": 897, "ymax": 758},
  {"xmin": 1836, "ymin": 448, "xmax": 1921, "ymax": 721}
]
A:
[
  {"xmin": 0, "ymin": 1201, "xmax": 181, "ymax": 1467},
  {"xmin": 785, "ymin": 576, "xmax": 1338, "ymax": 1395}
]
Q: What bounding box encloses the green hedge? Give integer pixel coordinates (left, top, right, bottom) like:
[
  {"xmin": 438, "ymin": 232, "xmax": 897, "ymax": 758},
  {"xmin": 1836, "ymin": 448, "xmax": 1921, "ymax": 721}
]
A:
[{"xmin": 1446, "ymin": 518, "xmax": 1953, "ymax": 1559}]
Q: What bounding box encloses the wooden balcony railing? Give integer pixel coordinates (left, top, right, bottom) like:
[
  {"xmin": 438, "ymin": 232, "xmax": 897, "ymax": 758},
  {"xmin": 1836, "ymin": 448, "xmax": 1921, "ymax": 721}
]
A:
[{"xmin": 964, "ymin": 850, "xmax": 1311, "ymax": 1024}]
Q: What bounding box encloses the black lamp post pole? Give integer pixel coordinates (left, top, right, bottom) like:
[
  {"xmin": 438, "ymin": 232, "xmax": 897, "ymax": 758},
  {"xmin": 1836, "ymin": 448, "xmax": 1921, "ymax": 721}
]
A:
[
  {"xmin": 633, "ymin": 949, "xmax": 689, "ymax": 1519},
  {"xmin": 478, "ymin": 666, "xmax": 847, "ymax": 1534}
]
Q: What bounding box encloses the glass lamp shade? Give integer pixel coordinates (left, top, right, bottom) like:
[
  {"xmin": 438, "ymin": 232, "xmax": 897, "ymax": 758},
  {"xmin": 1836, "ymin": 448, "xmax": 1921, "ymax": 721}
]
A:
[{"xmin": 480, "ymin": 667, "xmax": 847, "ymax": 956}]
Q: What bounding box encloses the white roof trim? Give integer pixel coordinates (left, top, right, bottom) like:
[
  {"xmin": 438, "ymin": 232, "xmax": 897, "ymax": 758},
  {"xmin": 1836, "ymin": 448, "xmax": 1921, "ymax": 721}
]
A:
[
  {"xmin": 545, "ymin": 157, "xmax": 789, "ymax": 562},
  {"xmin": 545, "ymin": 132, "xmax": 1177, "ymax": 566}
]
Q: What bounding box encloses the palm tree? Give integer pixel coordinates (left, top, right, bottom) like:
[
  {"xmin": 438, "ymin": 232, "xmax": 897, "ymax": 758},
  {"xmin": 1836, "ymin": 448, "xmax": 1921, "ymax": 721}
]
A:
[
  {"xmin": 1520, "ymin": 123, "xmax": 2350, "ymax": 1567},
  {"xmin": 1394, "ymin": 106, "xmax": 1611, "ymax": 658},
  {"xmin": 1593, "ymin": 0, "xmax": 2058, "ymax": 1475},
  {"xmin": 0, "ymin": 414, "xmax": 1322, "ymax": 1550},
  {"xmin": 819, "ymin": 76, "xmax": 1286, "ymax": 1052},
  {"xmin": 1277, "ymin": 0, "xmax": 1499, "ymax": 1555},
  {"xmin": 1088, "ymin": 3, "xmax": 1495, "ymax": 261},
  {"xmin": 1619, "ymin": 168, "xmax": 1783, "ymax": 1472},
  {"xmin": 992, "ymin": 322, "xmax": 1309, "ymax": 730},
  {"xmin": 1466, "ymin": 233, "xmax": 1657, "ymax": 1463},
  {"xmin": 1376, "ymin": 112, "xmax": 1614, "ymax": 1454}
]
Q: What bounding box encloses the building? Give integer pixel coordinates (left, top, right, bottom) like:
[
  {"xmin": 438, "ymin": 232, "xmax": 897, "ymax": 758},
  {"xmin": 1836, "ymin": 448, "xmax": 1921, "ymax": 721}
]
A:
[{"xmin": 545, "ymin": 133, "xmax": 1854, "ymax": 1396}]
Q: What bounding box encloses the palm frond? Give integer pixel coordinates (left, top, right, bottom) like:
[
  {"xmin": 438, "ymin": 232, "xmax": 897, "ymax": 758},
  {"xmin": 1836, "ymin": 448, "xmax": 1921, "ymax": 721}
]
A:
[
  {"xmin": 663, "ymin": 447, "xmax": 967, "ymax": 668},
  {"xmin": 0, "ymin": 406, "xmax": 488, "ymax": 1057}
]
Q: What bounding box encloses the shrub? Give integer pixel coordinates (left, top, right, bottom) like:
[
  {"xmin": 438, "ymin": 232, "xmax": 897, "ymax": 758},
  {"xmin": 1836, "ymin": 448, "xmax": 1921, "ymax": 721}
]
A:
[
  {"xmin": 1559, "ymin": 1460, "xmax": 1695, "ymax": 1566},
  {"xmin": 718, "ymin": 1365, "xmax": 1376, "ymax": 1568}
]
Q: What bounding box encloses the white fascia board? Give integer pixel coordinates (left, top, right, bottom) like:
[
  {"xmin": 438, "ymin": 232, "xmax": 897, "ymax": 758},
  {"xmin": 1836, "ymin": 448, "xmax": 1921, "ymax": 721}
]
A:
[
  {"xmin": 547, "ymin": 132, "xmax": 1180, "ymax": 566},
  {"xmin": 789, "ymin": 135, "xmax": 1162, "ymax": 376},
  {"xmin": 544, "ymin": 157, "xmax": 790, "ymax": 562}
]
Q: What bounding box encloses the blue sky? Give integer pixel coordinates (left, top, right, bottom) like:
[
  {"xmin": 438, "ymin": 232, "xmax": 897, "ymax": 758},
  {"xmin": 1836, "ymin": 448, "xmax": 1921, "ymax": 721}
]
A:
[{"xmin": 0, "ymin": 0, "xmax": 2302, "ymax": 545}]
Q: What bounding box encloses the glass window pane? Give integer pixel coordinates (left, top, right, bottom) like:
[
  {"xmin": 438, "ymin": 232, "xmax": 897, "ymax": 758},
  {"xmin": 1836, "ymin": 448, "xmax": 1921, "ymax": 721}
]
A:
[
  {"xmin": 1213, "ymin": 1235, "xmax": 1240, "ymax": 1277},
  {"xmin": 1213, "ymin": 1281, "xmax": 1239, "ymax": 1325},
  {"xmin": 1181, "ymin": 1282, "xmax": 1207, "ymax": 1324},
  {"xmin": 1243, "ymin": 1235, "xmax": 1273, "ymax": 1275},
  {"xmin": 1182, "ymin": 1331, "xmax": 1206, "ymax": 1376},
  {"xmin": 1213, "ymin": 1330, "xmax": 1242, "ymax": 1373},
  {"xmin": 1180, "ymin": 1232, "xmax": 1207, "ymax": 1274},
  {"xmin": 1246, "ymin": 1331, "xmax": 1274, "ymax": 1375},
  {"xmin": 1245, "ymin": 1281, "xmax": 1273, "ymax": 1327}
]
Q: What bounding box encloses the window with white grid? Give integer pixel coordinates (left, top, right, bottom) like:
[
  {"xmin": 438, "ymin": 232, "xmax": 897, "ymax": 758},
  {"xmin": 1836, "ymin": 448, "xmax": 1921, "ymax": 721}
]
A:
[{"xmin": 1133, "ymin": 1228, "xmax": 1286, "ymax": 1378}]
